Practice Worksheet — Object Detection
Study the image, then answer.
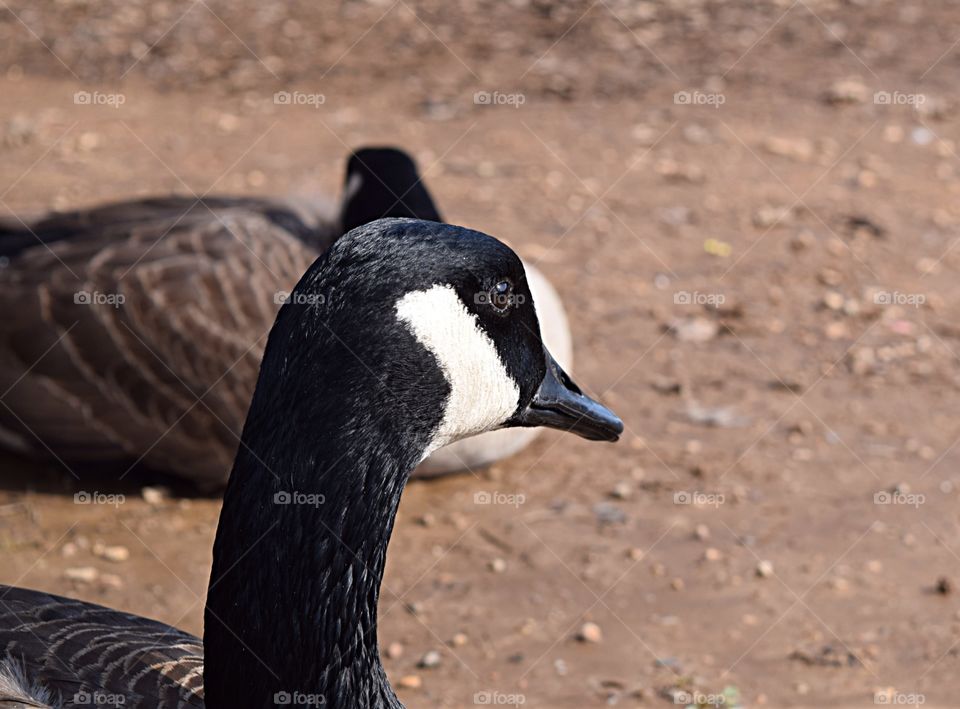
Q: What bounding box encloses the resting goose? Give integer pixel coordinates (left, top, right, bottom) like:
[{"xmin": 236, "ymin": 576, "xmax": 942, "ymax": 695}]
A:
[
  {"xmin": 0, "ymin": 218, "xmax": 622, "ymax": 708},
  {"xmin": 0, "ymin": 147, "xmax": 572, "ymax": 486}
]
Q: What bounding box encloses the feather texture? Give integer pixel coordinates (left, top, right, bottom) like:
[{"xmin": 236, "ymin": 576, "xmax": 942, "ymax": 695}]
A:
[
  {"xmin": 0, "ymin": 585, "xmax": 203, "ymax": 708},
  {"xmin": 0, "ymin": 198, "xmax": 320, "ymax": 488}
]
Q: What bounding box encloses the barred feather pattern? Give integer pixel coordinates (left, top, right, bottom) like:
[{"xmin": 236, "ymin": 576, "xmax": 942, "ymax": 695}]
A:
[
  {"xmin": 0, "ymin": 585, "xmax": 204, "ymax": 708},
  {"xmin": 0, "ymin": 197, "xmax": 324, "ymax": 488}
]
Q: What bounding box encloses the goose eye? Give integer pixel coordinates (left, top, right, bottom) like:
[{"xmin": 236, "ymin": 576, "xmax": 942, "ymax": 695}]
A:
[{"xmin": 489, "ymin": 280, "xmax": 514, "ymax": 313}]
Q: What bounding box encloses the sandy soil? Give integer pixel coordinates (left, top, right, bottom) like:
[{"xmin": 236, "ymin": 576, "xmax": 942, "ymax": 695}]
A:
[{"xmin": 2, "ymin": 0, "xmax": 960, "ymax": 706}]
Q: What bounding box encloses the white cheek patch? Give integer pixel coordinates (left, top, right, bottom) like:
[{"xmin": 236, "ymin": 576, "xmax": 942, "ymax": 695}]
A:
[{"xmin": 396, "ymin": 285, "xmax": 520, "ymax": 456}]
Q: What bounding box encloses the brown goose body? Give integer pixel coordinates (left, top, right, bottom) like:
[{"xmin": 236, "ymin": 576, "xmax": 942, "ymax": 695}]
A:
[
  {"xmin": 0, "ymin": 196, "xmax": 322, "ymax": 489},
  {"xmin": 0, "ymin": 585, "xmax": 203, "ymax": 708}
]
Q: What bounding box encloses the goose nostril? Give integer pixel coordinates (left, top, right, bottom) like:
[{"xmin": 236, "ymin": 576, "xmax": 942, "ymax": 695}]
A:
[{"xmin": 554, "ymin": 363, "xmax": 582, "ymax": 396}]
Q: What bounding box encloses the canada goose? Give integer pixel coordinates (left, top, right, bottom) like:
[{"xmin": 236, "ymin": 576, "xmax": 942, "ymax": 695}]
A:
[
  {"xmin": 0, "ymin": 147, "xmax": 572, "ymax": 486},
  {"xmin": 0, "ymin": 218, "xmax": 622, "ymax": 708}
]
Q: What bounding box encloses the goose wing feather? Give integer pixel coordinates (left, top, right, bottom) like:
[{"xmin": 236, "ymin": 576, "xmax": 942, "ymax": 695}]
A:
[
  {"xmin": 0, "ymin": 196, "xmax": 334, "ymax": 259},
  {"xmin": 0, "ymin": 203, "xmax": 319, "ymax": 487},
  {"xmin": 0, "ymin": 585, "xmax": 203, "ymax": 708}
]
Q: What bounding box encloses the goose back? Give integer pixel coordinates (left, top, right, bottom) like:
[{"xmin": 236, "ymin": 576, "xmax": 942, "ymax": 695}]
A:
[
  {"xmin": 0, "ymin": 585, "xmax": 203, "ymax": 708},
  {"xmin": 0, "ymin": 202, "xmax": 318, "ymax": 488}
]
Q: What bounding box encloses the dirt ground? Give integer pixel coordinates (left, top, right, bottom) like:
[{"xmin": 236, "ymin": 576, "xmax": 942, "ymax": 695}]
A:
[{"xmin": 1, "ymin": 0, "xmax": 960, "ymax": 706}]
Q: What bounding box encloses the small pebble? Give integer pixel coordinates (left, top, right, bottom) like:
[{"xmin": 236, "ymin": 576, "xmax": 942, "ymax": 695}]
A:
[
  {"xmin": 883, "ymin": 125, "xmax": 904, "ymax": 143},
  {"xmin": 762, "ymin": 136, "xmax": 814, "ymax": 162},
  {"xmin": 217, "ymin": 113, "xmax": 239, "ymax": 132},
  {"xmin": 385, "ymin": 642, "xmax": 404, "ymax": 660},
  {"xmin": 756, "ymin": 560, "xmax": 774, "ymax": 578},
  {"xmin": 141, "ymin": 487, "xmax": 167, "ymax": 505},
  {"xmin": 753, "ymin": 205, "xmax": 793, "ymax": 228},
  {"xmin": 791, "ymin": 230, "xmax": 816, "ymax": 251},
  {"xmin": 610, "ymin": 482, "xmax": 632, "ymax": 500},
  {"xmin": 396, "ymin": 675, "xmax": 422, "ymax": 690},
  {"xmin": 64, "ymin": 567, "xmax": 99, "ymax": 583},
  {"xmin": 450, "ymin": 633, "xmax": 468, "ymax": 647},
  {"xmin": 418, "ymin": 650, "xmax": 442, "ymax": 669},
  {"xmin": 911, "ymin": 127, "xmax": 934, "ymax": 146},
  {"xmin": 936, "ymin": 577, "xmax": 952, "ymax": 595},
  {"xmin": 593, "ymin": 502, "xmax": 627, "ymax": 526},
  {"xmin": 668, "ymin": 317, "xmax": 718, "ymax": 343},
  {"xmin": 824, "ymin": 321, "xmax": 850, "ymax": 340},
  {"xmin": 825, "ymin": 78, "xmax": 868, "ymax": 104},
  {"xmin": 77, "ymin": 132, "xmax": 101, "ymax": 151},
  {"xmin": 577, "ymin": 621, "xmax": 603, "ymax": 643},
  {"xmin": 95, "ymin": 544, "xmax": 130, "ymax": 563},
  {"xmin": 703, "ymin": 547, "xmax": 722, "ymax": 562},
  {"xmin": 823, "ymin": 291, "xmax": 845, "ymax": 310},
  {"xmin": 818, "ymin": 268, "xmax": 843, "ymax": 286},
  {"xmin": 489, "ymin": 558, "xmax": 507, "ymax": 574},
  {"xmin": 694, "ymin": 524, "xmax": 711, "ymax": 541},
  {"xmin": 830, "ymin": 578, "xmax": 851, "ymax": 592}
]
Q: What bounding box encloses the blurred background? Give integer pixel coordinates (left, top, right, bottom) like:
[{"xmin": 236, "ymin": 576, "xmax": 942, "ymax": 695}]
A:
[{"xmin": 1, "ymin": 1, "xmax": 958, "ymax": 706}]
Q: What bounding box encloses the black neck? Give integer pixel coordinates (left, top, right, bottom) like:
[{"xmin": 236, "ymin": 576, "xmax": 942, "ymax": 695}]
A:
[
  {"xmin": 202, "ymin": 296, "xmax": 446, "ymax": 709},
  {"xmin": 339, "ymin": 150, "xmax": 442, "ymax": 235}
]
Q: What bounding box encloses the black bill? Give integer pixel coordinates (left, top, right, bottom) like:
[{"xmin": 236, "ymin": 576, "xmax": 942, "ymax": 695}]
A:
[{"xmin": 514, "ymin": 351, "xmax": 623, "ymax": 442}]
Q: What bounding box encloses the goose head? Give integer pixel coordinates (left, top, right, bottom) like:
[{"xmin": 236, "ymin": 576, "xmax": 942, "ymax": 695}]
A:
[
  {"xmin": 391, "ymin": 234, "xmax": 623, "ymax": 453},
  {"xmin": 259, "ymin": 217, "xmax": 621, "ymax": 467},
  {"xmin": 338, "ymin": 147, "xmax": 442, "ymax": 234}
]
